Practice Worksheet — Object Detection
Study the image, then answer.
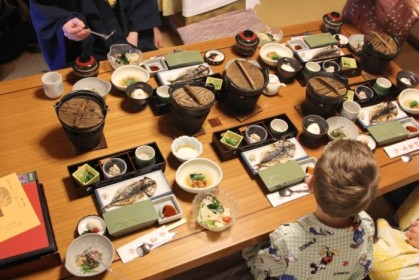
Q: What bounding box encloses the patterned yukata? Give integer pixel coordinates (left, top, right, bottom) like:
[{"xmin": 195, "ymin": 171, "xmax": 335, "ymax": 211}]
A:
[
  {"xmin": 342, "ymin": 0, "xmax": 419, "ymax": 44},
  {"xmin": 242, "ymin": 211, "xmax": 375, "ymax": 280}
]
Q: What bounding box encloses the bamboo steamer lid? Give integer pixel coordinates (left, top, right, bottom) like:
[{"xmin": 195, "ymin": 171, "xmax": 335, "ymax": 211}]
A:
[
  {"xmin": 171, "ymin": 84, "xmax": 214, "ymax": 108},
  {"xmin": 365, "ymin": 31, "xmax": 398, "ymax": 56},
  {"xmin": 226, "ymin": 60, "xmax": 265, "ymax": 91},
  {"xmin": 307, "ymin": 75, "xmax": 347, "ymax": 98},
  {"xmin": 57, "ymin": 96, "xmax": 105, "ymax": 129}
]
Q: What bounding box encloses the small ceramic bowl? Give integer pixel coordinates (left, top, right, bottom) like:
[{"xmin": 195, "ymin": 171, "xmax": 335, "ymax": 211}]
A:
[
  {"xmin": 322, "ymin": 60, "xmax": 341, "ymax": 73},
  {"xmin": 354, "ymin": 85, "xmax": 374, "ymax": 101},
  {"xmin": 220, "ymin": 130, "xmax": 244, "ymax": 149},
  {"xmin": 171, "ymin": 136, "xmax": 203, "ymax": 162},
  {"xmin": 276, "ymin": 57, "xmax": 302, "ymax": 84},
  {"xmin": 126, "ymin": 82, "xmax": 153, "ymax": 107},
  {"xmin": 65, "ymin": 233, "xmax": 114, "ymax": 277},
  {"xmin": 373, "ymin": 77, "xmax": 392, "ymax": 96},
  {"xmin": 111, "ymin": 65, "xmax": 150, "ymax": 92},
  {"xmin": 72, "ymin": 77, "xmax": 112, "ymax": 98},
  {"xmin": 326, "ymin": 116, "xmax": 359, "ymax": 140},
  {"xmin": 156, "ymin": 85, "xmax": 171, "ymax": 104},
  {"xmin": 396, "ymin": 70, "xmax": 419, "ymax": 90},
  {"xmin": 77, "ymin": 215, "xmax": 107, "ymax": 235},
  {"xmin": 192, "ymin": 188, "xmax": 238, "ymax": 232},
  {"xmin": 398, "ymin": 88, "xmax": 419, "ymax": 115},
  {"xmin": 245, "ymin": 125, "xmax": 268, "ymax": 144},
  {"xmin": 260, "ymin": 43, "xmax": 293, "ymax": 67},
  {"xmin": 270, "ymin": 118, "xmax": 288, "ymax": 135},
  {"xmin": 175, "ymin": 158, "xmax": 223, "ymax": 194},
  {"xmin": 107, "ymin": 44, "xmax": 143, "ymax": 70},
  {"xmin": 134, "ymin": 145, "xmax": 156, "ymax": 168},
  {"xmin": 302, "ymin": 115, "xmax": 329, "ymax": 140},
  {"xmin": 335, "ymin": 34, "xmax": 349, "ymax": 47},
  {"xmin": 143, "ymin": 57, "xmax": 168, "ymax": 76},
  {"xmin": 102, "ymin": 158, "xmax": 127, "ymax": 178},
  {"xmin": 72, "ymin": 164, "xmax": 100, "ymax": 187}
]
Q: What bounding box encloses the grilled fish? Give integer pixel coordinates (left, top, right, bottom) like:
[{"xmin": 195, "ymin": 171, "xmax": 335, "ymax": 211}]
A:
[
  {"xmin": 169, "ymin": 64, "xmax": 210, "ymax": 84},
  {"xmin": 369, "ymin": 101, "xmax": 398, "ymax": 124},
  {"xmin": 312, "ymin": 46, "xmax": 341, "ymax": 61},
  {"xmin": 101, "ymin": 176, "xmax": 157, "ymax": 210},
  {"xmin": 254, "ymin": 140, "xmax": 296, "ymax": 170}
]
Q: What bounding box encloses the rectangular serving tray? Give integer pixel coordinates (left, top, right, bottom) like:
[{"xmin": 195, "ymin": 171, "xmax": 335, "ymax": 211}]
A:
[
  {"xmin": 67, "ymin": 142, "xmax": 166, "ymax": 197},
  {"xmin": 211, "ymin": 114, "xmax": 298, "ymax": 161}
]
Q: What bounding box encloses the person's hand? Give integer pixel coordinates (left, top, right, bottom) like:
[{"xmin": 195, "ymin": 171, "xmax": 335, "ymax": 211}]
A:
[
  {"xmin": 406, "ymin": 220, "xmax": 419, "ymax": 248},
  {"xmin": 126, "ymin": 31, "xmax": 138, "ymax": 47},
  {"xmin": 62, "ymin": 18, "xmax": 90, "ymax": 41},
  {"xmin": 153, "ymin": 27, "xmax": 164, "ymax": 48}
]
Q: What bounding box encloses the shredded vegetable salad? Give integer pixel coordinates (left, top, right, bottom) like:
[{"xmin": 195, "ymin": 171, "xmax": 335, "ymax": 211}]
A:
[{"xmin": 197, "ymin": 194, "xmax": 232, "ymax": 229}]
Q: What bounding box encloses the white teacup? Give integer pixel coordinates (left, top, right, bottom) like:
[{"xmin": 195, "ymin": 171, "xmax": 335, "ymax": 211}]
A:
[
  {"xmin": 42, "ymin": 71, "xmax": 63, "ymax": 99},
  {"xmin": 340, "ymin": 100, "xmax": 361, "ymax": 121},
  {"xmin": 304, "ymin": 61, "xmax": 321, "ymax": 76}
]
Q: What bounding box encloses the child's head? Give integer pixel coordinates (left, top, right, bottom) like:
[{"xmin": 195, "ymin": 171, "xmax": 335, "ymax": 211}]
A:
[{"xmin": 312, "ymin": 139, "xmax": 380, "ymax": 218}]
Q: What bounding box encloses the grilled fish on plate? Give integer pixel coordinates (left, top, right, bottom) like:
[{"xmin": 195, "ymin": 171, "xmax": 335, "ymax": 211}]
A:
[
  {"xmin": 101, "ymin": 176, "xmax": 157, "ymax": 210},
  {"xmin": 253, "ymin": 140, "xmax": 296, "ymax": 170},
  {"xmin": 369, "ymin": 101, "xmax": 398, "ymax": 124}
]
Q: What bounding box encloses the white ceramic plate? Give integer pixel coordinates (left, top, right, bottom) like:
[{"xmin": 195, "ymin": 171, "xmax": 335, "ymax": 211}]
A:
[
  {"xmin": 294, "ymin": 46, "xmax": 344, "ymax": 62},
  {"xmin": 156, "ymin": 63, "xmax": 213, "ymax": 86},
  {"xmin": 357, "ymin": 101, "xmax": 408, "ymax": 128},
  {"xmin": 399, "ymin": 117, "xmax": 419, "ymax": 138},
  {"xmin": 357, "ymin": 134, "xmax": 377, "ymax": 151},
  {"xmin": 240, "ymin": 138, "xmax": 308, "ymax": 175},
  {"xmin": 94, "ymin": 170, "xmax": 172, "ymax": 212}
]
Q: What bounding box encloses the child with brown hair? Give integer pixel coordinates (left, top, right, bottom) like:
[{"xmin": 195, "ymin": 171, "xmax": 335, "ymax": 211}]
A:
[{"xmin": 242, "ymin": 139, "xmax": 380, "ymax": 279}]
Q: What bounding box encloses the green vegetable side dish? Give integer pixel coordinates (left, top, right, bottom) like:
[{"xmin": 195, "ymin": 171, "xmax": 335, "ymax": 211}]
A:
[
  {"xmin": 190, "ymin": 173, "xmax": 205, "ymax": 181},
  {"xmin": 409, "ymin": 100, "xmax": 418, "ymax": 108},
  {"xmin": 78, "ymin": 170, "xmax": 94, "ymax": 183},
  {"xmin": 115, "ymin": 52, "xmax": 129, "ymax": 65},
  {"xmin": 330, "ymin": 127, "xmax": 347, "ymax": 139},
  {"xmin": 225, "ymin": 137, "xmax": 239, "ymax": 146}
]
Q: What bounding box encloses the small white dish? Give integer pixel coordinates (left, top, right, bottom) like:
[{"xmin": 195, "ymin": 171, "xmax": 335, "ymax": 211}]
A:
[
  {"xmin": 259, "ymin": 43, "xmax": 293, "ymax": 67},
  {"xmin": 171, "ymin": 136, "xmax": 203, "ymax": 162},
  {"xmin": 398, "ymin": 88, "xmax": 419, "ymax": 115},
  {"xmin": 175, "ymin": 158, "xmax": 223, "ymax": 194},
  {"xmin": 326, "ymin": 116, "xmax": 359, "ymax": 140},
  {"xmin": 72, "ymin": 77, "xmax": 112, "ymax": 98},
  {"xmin": 143, "ymin": 57, "xmax": 168, "ymax": 76},
  {"xmin": 77, "ymin": 215, "xmax": 106, "ymax": 235},
  {"xmin": 399, "ymin": 117, "xmax": 419, "ymax": 138},
  {"xmin": 335, "ymin": 34, "xmax": 349, "ymax": 47},
  {"xmin": 357, "ymin": 134, "xmax": 377, "ymax": 151},
  {"xmin": 153, "ymin": 194, "xmax": 183, "ymax": 224},
  {"xmin": 286, "ymin": 39, "xmax": 309, "ymax": 51},
  {"xmin": 101, "ymin": 157, "xmax": 127, "ymax": 178},
  {"xmin": 111, "ymin": 65, "xmax": 150, "ymax": 92}
]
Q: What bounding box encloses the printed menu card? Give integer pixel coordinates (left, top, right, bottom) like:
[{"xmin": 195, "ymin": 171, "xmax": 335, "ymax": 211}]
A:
[{"xmin": 0, "ymin": 173, "xmax": 40, "ymax": 242}]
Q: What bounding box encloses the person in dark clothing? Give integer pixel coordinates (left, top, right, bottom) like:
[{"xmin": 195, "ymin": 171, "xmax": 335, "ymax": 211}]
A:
[
  {"xmin": 29, "ymin": 0, "xmax": 163, "ymax": 70},
  {"xmin": 0, "ymin": 0, "xmax": 38, "ymax": 64}
]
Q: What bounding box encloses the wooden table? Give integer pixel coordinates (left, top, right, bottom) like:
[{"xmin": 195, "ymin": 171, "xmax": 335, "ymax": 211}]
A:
[{"xmin": 1, "ymin": 21, "xmax": 418, "ymax": 279}]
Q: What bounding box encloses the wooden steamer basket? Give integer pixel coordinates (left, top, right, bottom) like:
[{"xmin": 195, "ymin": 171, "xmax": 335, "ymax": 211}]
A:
[
  {"xmin": 224, "ymin": 60, "xmax": 269, "ymax": 113},
  {"xmin": 169, "ymin": 81, "xmax": 215, "ymax": 135},
  {"xmin": 361, "ymin": 31, "xmax": 401, "ymax": 75},
  {"xmin": 55, "ymin": 90, "xmax": 108, "ymax": 151},
  {"xmin": 302, "ymin": 73, "xmax": 348, "ymax": 118}
]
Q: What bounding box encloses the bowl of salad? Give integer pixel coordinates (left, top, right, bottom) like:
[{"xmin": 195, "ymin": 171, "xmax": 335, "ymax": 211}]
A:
[
  {"xmin": 192, "ymin": 188, "xmax": 238, "ymax": 232},
  {"xmin": 107, "ymin": 44, "xmax": 143, "ymax": 70}
]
